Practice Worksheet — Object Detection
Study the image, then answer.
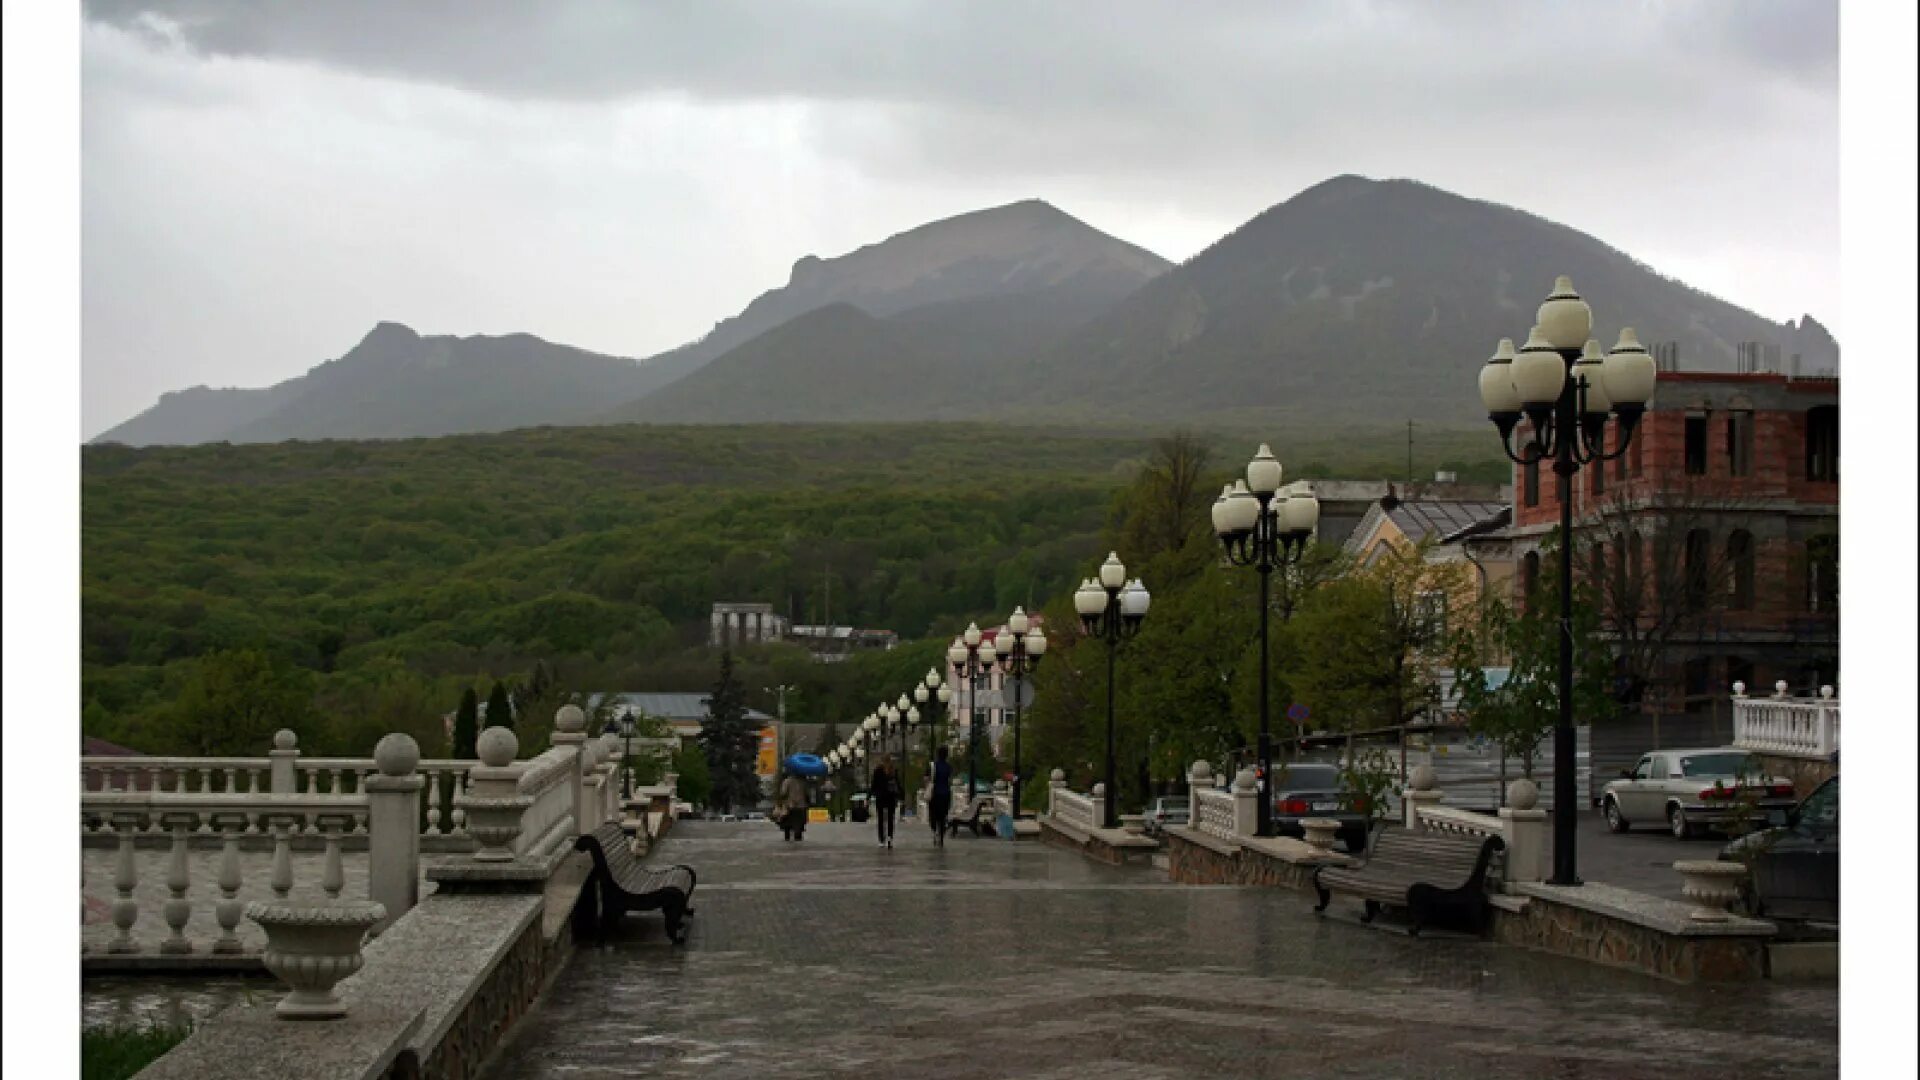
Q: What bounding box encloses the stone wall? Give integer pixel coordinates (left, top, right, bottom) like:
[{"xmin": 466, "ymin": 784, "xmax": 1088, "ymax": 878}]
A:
[
  {"xmin": 1493, "ymin": 889, "xmax": 1769, "ymax": 984},
  {"xmin": 1164, "ymin": 830, "xmax": 1343, "ymax": 892}
]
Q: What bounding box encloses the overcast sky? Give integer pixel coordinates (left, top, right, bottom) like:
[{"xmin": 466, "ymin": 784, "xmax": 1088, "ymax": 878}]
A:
[{"xmin": 80, "ymin": 0, "xmax": 1839, "ymax": 438}]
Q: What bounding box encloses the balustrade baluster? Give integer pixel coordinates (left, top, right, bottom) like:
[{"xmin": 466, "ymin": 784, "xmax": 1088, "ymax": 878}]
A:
[
  {"xmin": 451, "ymin": 773, "xmax": 469, "ymax": 836},
  {"xmin": 321, "ymin": 818, "xmax": 347, "ymax": 900},
  {"xmin": 331, "ymin": 768, "xmax": 345, "ymax": 795},
  {"xmin": 160, "ymin": 812, "xmax": 197, "ymax": 955},
  {"xmin": 212, "ymin": 815, "xmax": 246, "ymax": 954},
  {"xmin": 425, "ymin": 770, "xmax": 443, "ymax": 836},
  {"xmin": 270, "ymin": 817, "xmax": 295, "ymax": 901},
  {"xmin": 109, "ymin": 813, "xmax": 142, "ymax": 954}
]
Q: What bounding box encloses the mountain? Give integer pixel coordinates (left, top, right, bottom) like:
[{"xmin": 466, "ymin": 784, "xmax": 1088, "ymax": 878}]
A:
[
  {"xmin": 610, "ymin": 198, "xmax": 1172, "ymax": 404},
  {"xmin": 95, "ymin": 323, "xmax": 652, "ymax": 446},
  {"xmin": 1011, "ymin": 175, "xmax": 1843, "ymax": 423}
]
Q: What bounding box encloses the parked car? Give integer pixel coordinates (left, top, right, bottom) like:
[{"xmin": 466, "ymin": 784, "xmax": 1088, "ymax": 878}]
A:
[
  {"xmin": 1270, "ymin": 763, "xmax": 1370, "ymax": 853},
  {"xmin": 1145, "ymin": 796, "xmax": 1190, "ymax": 835},
  {"xmin": 1599, "ymin": 748, "xmax": 1797, "ymax": 839},
  {"xmin": 1720, "ymin": 775, "xmax": 1839, "ymax": 921},
  {"xmin": 718, "ymin": 813, "xmax": 740, "ymax": 823}
]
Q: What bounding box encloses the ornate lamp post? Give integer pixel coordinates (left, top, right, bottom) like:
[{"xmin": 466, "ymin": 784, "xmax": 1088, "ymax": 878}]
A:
[
  {"xmin": 948, "ymin": 626, "xmax": 998, "ymax": 802},
  {"xmin": 996, "ymin": 607, "xmax": 1047, "ymax": 816},
  {"xmin": 894, "ymin": 693, "xmax": 915, "ymax": 773},
  {"xmin": 1213, "ymin": 451, "xmax": 1321, "ymax": 837},
  {"xmin": 1074, "ymin": 552, "xmax": 1149, "ymax": 829},
  {"xmin": 1478, "ymin": 274, "xmax": 1655, "ymax": 887},
  {"xmin": 861, "ymin": 715, "xmax": 880, "ymax": 788},
  {"xmin": 615, "ymin": 710, "xmax": 638, "ymax": 800}
]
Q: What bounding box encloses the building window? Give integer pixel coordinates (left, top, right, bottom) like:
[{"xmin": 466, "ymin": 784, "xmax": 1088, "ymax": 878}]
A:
[
  {"xmin": 1806, "ymin": 534, "xmax": 1838, "ymax": 612},
  {"xmin": 1523, "ymin": 457, "xmax": 1540, "ymax": 507},
  {"xmin": 1520, "ymin": 551, "xmax": 1541, "ymax": 602},
  {"xmin": 1684, "ymin": 413, "xmax": 1709, "ymax": 475},
  {"xmin": 1726, "ymin": 657, "xmax": 1755, "ymax": 697},
  {"xmin": 1588, "ymin": 540, "xmax": 1606, "ymax": 595},
  {"xmin": 1628, "ymin": 529, "xmax": 1643, "ymax": 595},
  {"xmin": 1726, "ymin": 410, "xmax": 1753, "ymax": 477},
  {"xmin": 1683, "ymin": 656, "xmax": 1714, "ymax": 714},
  {"xmin": 1684, "ymin": 528, "xmax": 1712, "ymax": 610},
  {"xmin": 1727, "ymin": 530, "xmax": 1754, "ymax": 610},
  {"xmin": 1414, "ymin": 590, "xmax": 1448, "ymax": 643},
  {"xmin": 1591, "ymin": 445, "xmax": 1607, "ymax": 497},
  {"xmin": 1805, "ymin": 405, "xmax": 1838, "ymax": 482}
]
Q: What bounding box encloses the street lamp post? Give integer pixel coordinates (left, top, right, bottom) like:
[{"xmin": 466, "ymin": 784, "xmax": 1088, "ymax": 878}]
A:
[
  {"xmin": 617, "ymin": 710, "xmax": 638, "ymax": 800},
  {"xmin": 996, "ymin": 607, "xmax": 1047, "ymax": 816},
  {"xmin": 1074, "ymin": 552, "xmax": 1149, "ymax": 829},
  {"xmin": 1213, "ymin": 450, "xmax": 1321, "ymax": 837},
  {"xmin": 1478, "ymin": 275, "xmax": 1654, "ymax": 888},
  {"xmin": 947, "ymin": 626, "xmax": 998, "ymax": 805}
]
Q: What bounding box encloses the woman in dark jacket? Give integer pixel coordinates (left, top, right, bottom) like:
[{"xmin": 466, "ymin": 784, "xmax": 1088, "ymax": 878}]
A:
[
  {"xmin": 927, "ymin": 745, "xmax": 953, "ymax": 846},
  {"xmin": 871, "ymin": 755, "xmax": 902, "ymax": 849}
]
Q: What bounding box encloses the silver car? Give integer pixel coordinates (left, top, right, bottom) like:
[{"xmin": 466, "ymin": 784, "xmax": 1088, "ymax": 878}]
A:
[
  {"xmin": 1600, "ymin": 747, "xmax": 1797, "ymax": 839},
  {"xmin": 1145, "ymin": 796, "xmax": 1190, "ymax": 835}
]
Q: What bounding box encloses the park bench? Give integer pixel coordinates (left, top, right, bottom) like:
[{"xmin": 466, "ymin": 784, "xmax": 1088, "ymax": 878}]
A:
[
  {"xmin": 574, "ymin": 822, "xmax": 698, "ymax": 944},
  {"xmin": 1312, "ymin": 826, "xmax": 1503, "ymax": 936},
  {"xmin": 945, "ymin": 797, "xmax": 996, "ymax": 838}
]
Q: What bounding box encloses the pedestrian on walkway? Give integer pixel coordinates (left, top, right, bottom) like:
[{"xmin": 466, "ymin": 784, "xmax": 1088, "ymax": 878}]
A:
[
  {"xmin": 927, "ymin": 745, "xmax": 953, "ymax": 846},
  {"xmin": 871, "ymin": 755, "xmax": 901, "ymax": 848},
  {"xmin": 778, "ymin": 769, "xmax": 810, "ymax": 842}
]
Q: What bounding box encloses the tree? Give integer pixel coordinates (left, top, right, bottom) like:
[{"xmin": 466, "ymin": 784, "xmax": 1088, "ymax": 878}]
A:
[
  {"xmin": 451, "ymin": 686, "xmax": 480, "ymax": 759},
  {"xmin": 485, "ymin": 680, "xmax": 514, "ymax": 731},
  {"xmin": 672, "ymin": 741, "xmax": 712, "ymax": 808},
  {"xmin": 1112, "ymin": 432, "xmax": 1215, "ymax": 564},
  {"xmin": 159, "ymin": 649, "xmax": 316, "ymax": 757},
  {"xmin": 698, "ymin": 650, "xmax": 761, "ymax": 813}
]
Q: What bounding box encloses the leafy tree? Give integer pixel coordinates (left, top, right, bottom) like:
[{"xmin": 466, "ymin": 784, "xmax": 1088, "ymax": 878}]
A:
[
  {"xmin": 451, "ymin": 686, "xmax": 480, "ymax": 759},
  {"xmin": 485, "ymin": 680, "xmax": 514, "ymax": 731},
  {"xmin": 698, "ymin": 651, "xmax": 761, "ymax": 813},
  {"xmin": 159, "ymin": 649, "xmax": 316, "ymax": 756},
  {"xmin": 672, "ymin": 741, "xmax": 712, "ymax": 808}
]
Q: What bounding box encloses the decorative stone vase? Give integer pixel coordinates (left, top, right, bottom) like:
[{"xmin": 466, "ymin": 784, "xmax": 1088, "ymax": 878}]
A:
[
  {"xmin": 1300, "ymin": 818, "xmax": 1341, "ymax": 851},
  {"xmin": 247, "ymin": 899, "xmax": 386, "ymax": 1019},
  {"xmin": 1119, "ymin": 813, "xmax": 1147, "ymax": 836},
  {"xmin": 1673, "ymin": 860, "xmax": 1747, "ymax": 922},
  {"xmin": 461, "ymin": 794, "xmax": 534, "ymax": 860}
]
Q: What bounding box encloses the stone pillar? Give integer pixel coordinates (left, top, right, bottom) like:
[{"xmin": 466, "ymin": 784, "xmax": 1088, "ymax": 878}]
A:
[
  {"xmin": 269, "ymin": 728, "xmax": 299, "ymax": 794},
  {"xmin": 1188, "ymin": 761, "xmax": 1212, "ymax": 828},
  {"xmin": 1048, "ymin": 768, "xmax": 1065, "ymax": 816},
  {"xmin": 1231, "ymin": 767, "xmax": 1259, "ymax": 837},
  {"xmin": 365, "ymin": 733, "xmax": 423, "ymax": 935},
  {"xmin": 1090, "ymin": 783, "xmax": 1107, "ymax": 830},
  {"xmin": 553, "ymin": 705, "xmax": 589, "ymax": 837},
  {"xmin": 459, "ymin": 728, "xmax": 530, "ymax": 862},
  {"xmin": 710, "ymin": 610, "xmax": 724, "ymax": 647},
  {"xmin": 1404, "ymin": 764, "xmax": 1443, "ymax": 830},
  {"xmin": 1497, "ymin": 779, "xmax": 1548, "ymax": 884}
]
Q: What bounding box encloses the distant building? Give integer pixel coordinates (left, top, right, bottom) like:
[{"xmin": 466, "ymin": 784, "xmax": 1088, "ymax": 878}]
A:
[
  {"xmin": 1342, "ymin": 491, "xmax": 1510, "ymax": 567},
  {"xmin": 708, "ymin": 601, "xmax": 896, "ymax": 662},
  {"xmin": 1311, "ymin": 476, "xmax": 1512, "ymax": 548},
  {"xmin": 585, "ymin": 691, "xmax": 782, "ymax": 779},
  {"xmin": 786, "ymin": 624, "xmax": 898, "ymax": 662}
]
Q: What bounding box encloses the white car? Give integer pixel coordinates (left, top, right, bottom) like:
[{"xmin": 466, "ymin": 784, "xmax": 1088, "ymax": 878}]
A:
[{"xmin": 1600, "ymin": 747, "xmax": 1797, "ymax": 839}]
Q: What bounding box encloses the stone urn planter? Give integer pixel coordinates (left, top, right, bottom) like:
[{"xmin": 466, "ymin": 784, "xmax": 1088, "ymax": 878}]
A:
[
  {"xmin": 1119, "ymin": 813, "xmax": 1147, "ymax": 836},
  {"xmin": 1300, "ymin": 818, "xmax": 1342, "ymax": 852},
  {"xmin": 1673, "ymin": 860, "xmax": 1748, "ymax": 922},
  {"xmin": 247, "ymin": 899, "xmax": 386, "ymax": 1019}
]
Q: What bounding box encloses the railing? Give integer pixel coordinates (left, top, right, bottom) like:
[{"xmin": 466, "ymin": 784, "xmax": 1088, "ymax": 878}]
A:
[
  {"xmin": 1050, "ymin": 787, "xmax": 1095, "ymax": 834},
  {"xmin": 1194, "ymin": 787, "xmax": 1238, "ymax": 841},
  {"xmin": 81, "ymin": 791, "xmax": 370, "ymax": 956},
  {"xmin": 1412, "ymin": 803, "xmax": 1503, "ymax": 841},
  {"xmin": 512, "ymin": 747, "xmax": 577, "ymax": 860},
  {"xmin": 1732, "ymin": 685, "xmax": 1839, "ymax": 761}
]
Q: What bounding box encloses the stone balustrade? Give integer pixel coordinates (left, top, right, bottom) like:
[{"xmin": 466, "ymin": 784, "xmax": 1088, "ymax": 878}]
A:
[
  {"xmin": 1048, "ymin": 784, "xmax": 1096, "ymax": 835},
  {"xmin": 1732, "ymin": 682, "xmax": 1839, "ymax": 761},
  {"xmin": 1403, "ymin": 767, "xmax": 1548, "ymax": 886},
  {"xmin": 1193, "ymin": 786, "xmax": 1238, "ymax": 841}
]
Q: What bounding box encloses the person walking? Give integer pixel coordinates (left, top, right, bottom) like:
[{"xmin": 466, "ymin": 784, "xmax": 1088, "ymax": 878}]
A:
[
  {"xmin": 871, "ymin": 755, "xmax": 901, "ymax": 848},
  {"xmin": 927, "ymin": 745, "xmax": 953, "ymax": 847},
  {"xmin": 778, "ymin": 769, "xmax": 810, "ymax": 842}
]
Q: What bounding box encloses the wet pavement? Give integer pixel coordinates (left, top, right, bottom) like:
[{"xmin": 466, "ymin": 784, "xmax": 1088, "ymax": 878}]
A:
[{"xmin": 482, "ymin": 820, "xmax": 1837, "ymax": 1079}]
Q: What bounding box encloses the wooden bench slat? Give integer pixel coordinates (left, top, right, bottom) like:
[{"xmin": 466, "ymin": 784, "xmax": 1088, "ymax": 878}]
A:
[{"xmin": 1312, "ymin": 826, "xmax": 1502, "ymax": 935}]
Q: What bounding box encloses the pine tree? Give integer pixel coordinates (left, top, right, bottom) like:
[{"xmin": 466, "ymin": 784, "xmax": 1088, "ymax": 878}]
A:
[
  {"xmin": 485, "ymin": 680, "xmax": 514, "ymax": 731},
  {"xmin": 698, "ymin": 651, "xmax": 761, "ymax": 813},
  {"xmin": 452, "ymin": 686, "xmax": 480, "ymax": 758}
]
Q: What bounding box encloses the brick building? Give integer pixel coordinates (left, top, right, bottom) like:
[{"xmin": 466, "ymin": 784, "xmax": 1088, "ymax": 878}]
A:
[{"xmin": 1506, "ymin": 370, "xmax": 1838, "ymax": 712}]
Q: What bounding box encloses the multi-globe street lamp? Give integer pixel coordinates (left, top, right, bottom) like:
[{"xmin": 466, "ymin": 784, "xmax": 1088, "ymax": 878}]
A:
[
  {"xmin": 1477, "ymin": 274, "xmax": 1655, "ymax": 887},
  {"xmin": 1073, "ymin": 552, "xmax": 1150, "ymax": 829},
  {"xmin": 1212, "ymin": 449, "xmax": 1321, "ymax": 837},
  {"xmin": 947, "ymin": 625, "xmax": 999, "ymax": 803},
  {"xmin": 994, "ymin": 607, "xmax": 1047, "ymax": 816}
]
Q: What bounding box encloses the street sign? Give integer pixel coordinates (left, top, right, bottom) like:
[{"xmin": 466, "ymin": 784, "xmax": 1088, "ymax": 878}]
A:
[{"xmin": 1287, "ymin": 703, "xmax": 1310, "ymax": 722}]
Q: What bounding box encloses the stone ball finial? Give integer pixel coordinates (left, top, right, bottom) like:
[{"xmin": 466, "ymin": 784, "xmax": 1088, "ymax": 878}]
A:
[
  {"xmin": 1050, "ymin": 768, "xmax": 1064, "ymax": 783},
  {"xmin": 1232, "ymin": 767, "xmax": 1256, "ymax": 792},
  {"xmin": 477, "ymin": 726, "xmax": 519, "ymax": 767},
  {"xmin": 1190, "ymin": 760, "xmax": 1213, "ymax": 783},
  {"xmin": 1731, "ymin": 681, "xmax": 1746, "ymax": 697},
  {"xmin": 374, "ymin": 733, "xmax": 420, "ymax": 777},
  {"xmin": 1773, "ymin": 680, "xmax": 1789, "ymax": 698},
  {"xmin": 1820, "ymin": 684, "xmax": 1834, "ymax": 700},
  {"xmin": 1506, "ymin": 777, "xmax": 1539, "ymax": 811},
  {"xmin": 1409, "ymin": 764, "xmax": 1436, "ymax": 791},
  {"xmin": 1091, "ymin": 782, "xmax": 1106, "ymax": 797},
  {"xmin": 555, "ymin": 704, "xmax": 585, "ymax": 733},
  {"xmin": 273, "ymin": 729, "xmax": 298, "ymax": 751}
]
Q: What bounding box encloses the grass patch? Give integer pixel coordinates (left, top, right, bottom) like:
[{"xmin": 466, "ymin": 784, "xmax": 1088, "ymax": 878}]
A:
[{"xmin": 81, "ymin": 1022, "xmax": 192, "ymax": 1080}]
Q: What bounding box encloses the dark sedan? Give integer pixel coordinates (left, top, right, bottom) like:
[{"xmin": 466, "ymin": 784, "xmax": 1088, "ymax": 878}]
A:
[
  {"xmin": 1720, "ymin": 774, "xmax": 1838, "ymax": 921},
  {"xmin": 1270, "ymin": 763, "xmax": 1370, "ymax": 853}
]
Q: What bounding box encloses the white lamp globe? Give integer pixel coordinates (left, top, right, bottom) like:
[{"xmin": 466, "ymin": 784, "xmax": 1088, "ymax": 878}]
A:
[
  {"xmin": 1008, "ymin": 607, "xmax": 1030, "ymax": 635},
  {"xmin": 915, "ymin": 683, "xmax": 929, "ymax": 703},
  {"xmin": 1073, "ymin": 578, "xmax": 1106, "ymax": 616},
  {"xmin": 947, "ymin": 639, "xmax": 968, "ymax": 666},
  {"xmin": 1225, "ymin": 481, "xmax": 1260, "ymax": 534},
  {"xmin": 924, "ymin": 667, "xmax": 941, "ymax": 689},
  {"xmin": 896, "ymin": 693, "xmax": 911, "ymax": 712},
  {"xmin": 1098, "ymin": 552, "xmax": 1127, "ymax": 589},
  {"xmin": 1571, "ymin": 339, "xmax": 1612, "ymax": 415},
  {"xmin": 1026, "ymin": 627, "xmax": 1047, "ymax": 656},
  {"xmin": 1511, "ymin": 326, "xmax": 1568, "ymax": 409},
  {"xmin": 1246, "ymin": 444, "xmax": 1283, "ymax": 495},
  {"xmin": 1210, "ymin": 483, "xmax": 1236, "ymax": 537},
  {"xmin": 1121, "ymin": 579, "xmax": 1151, "ymax": 618},
  {"xmin": 1536, "ymin": 275, "xmax": 1593, "ymax": 351},
  {"xmin": 1479, "ymin": 337, "xmax": 1522, "ymax": 414},
  {"xmin": 963, "ymin": 622, "xmax": 982, "ymax": 647},
  {"xmin": 937, "ymin": 683, "xmax": 952, "ymax": 703},
  {"xmin": 1281, "ymin": 485, "xmax": 1320, "ymax": 536},
  {"xmin": 1603, "ymin": 327, "xmax": 1656, "ymax": 407}
]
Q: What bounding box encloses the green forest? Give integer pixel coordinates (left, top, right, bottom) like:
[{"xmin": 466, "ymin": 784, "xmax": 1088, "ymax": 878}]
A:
[{"xmin": 81, "ymin": 420, "xmax": 1509, "ymax": 764}]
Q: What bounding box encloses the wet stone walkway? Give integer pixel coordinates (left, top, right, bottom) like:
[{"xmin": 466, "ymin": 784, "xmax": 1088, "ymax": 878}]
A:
[{"xmin": 483, "ymin": 820, "xmax": 1836, "ymax": 1079}]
